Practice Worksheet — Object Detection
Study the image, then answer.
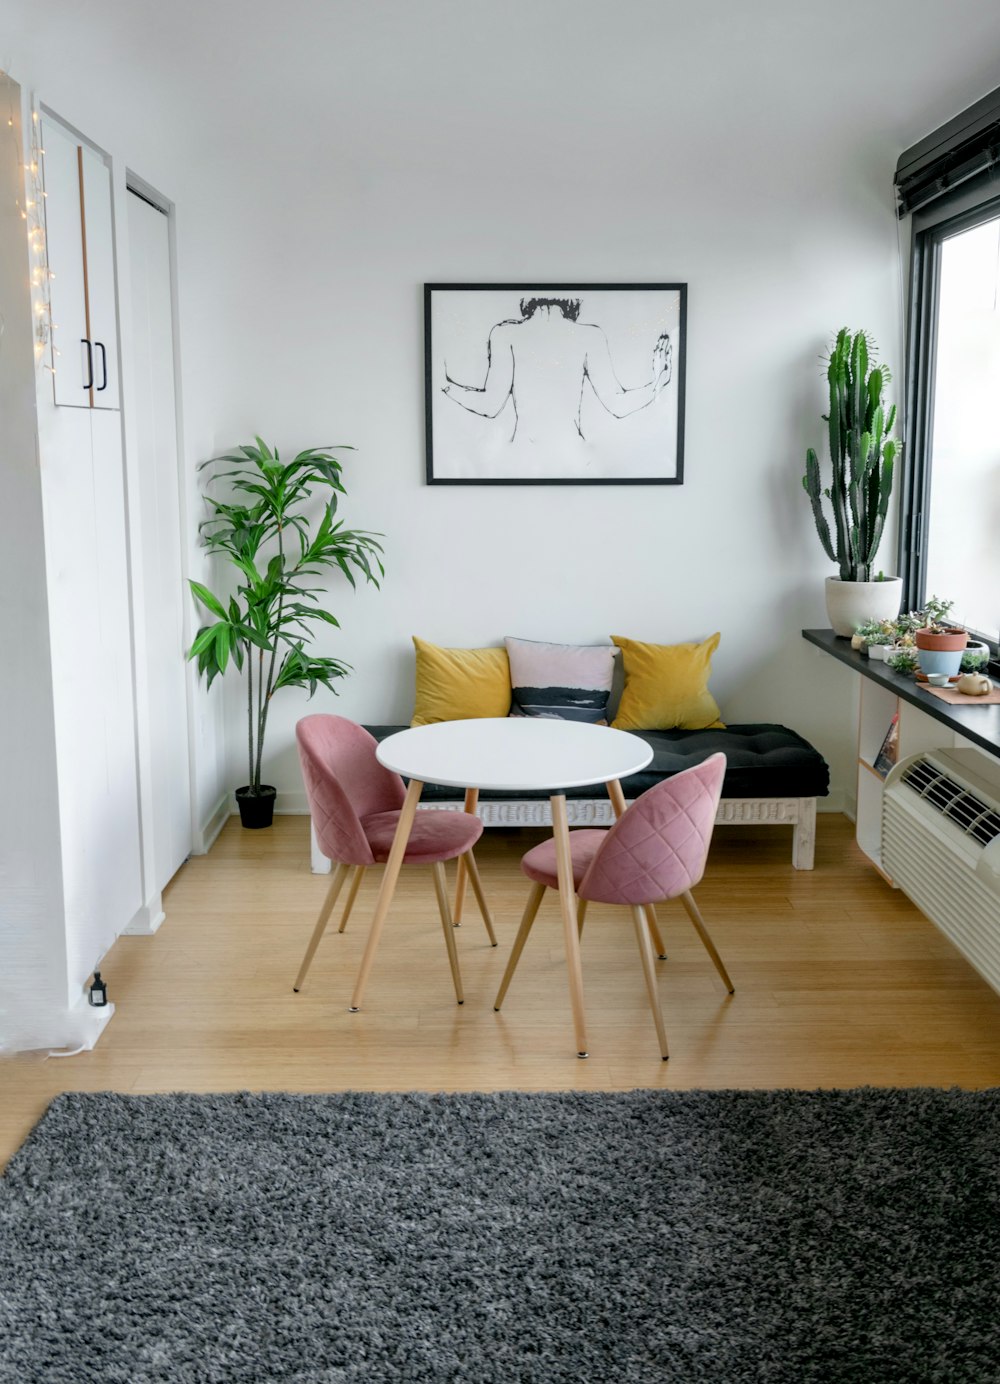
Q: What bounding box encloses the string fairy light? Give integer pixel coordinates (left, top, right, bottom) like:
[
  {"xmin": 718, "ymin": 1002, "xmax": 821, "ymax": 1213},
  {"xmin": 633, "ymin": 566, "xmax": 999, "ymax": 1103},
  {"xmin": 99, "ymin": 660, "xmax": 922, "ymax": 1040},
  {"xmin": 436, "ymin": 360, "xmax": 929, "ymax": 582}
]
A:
[{"xmin": 1, "ymin": 69, "xmax": 53, "ymax": 370}]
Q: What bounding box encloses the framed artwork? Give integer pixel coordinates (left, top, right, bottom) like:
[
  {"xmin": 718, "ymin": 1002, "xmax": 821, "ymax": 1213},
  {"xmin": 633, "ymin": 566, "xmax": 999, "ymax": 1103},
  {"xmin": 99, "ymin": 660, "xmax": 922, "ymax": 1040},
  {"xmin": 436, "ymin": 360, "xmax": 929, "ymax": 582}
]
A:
[{"xmin": 424, "ymin": 282, "xmax": 686, "ymax": 485}]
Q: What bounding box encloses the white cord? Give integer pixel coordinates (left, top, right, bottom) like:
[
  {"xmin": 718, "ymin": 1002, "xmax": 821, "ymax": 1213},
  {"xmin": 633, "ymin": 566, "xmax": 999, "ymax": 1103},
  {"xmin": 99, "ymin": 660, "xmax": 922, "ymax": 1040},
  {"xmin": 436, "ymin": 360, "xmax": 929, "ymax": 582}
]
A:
[{"xmin": 47, "ymin": 1044, "xmax": 89, "ymax": 1059}]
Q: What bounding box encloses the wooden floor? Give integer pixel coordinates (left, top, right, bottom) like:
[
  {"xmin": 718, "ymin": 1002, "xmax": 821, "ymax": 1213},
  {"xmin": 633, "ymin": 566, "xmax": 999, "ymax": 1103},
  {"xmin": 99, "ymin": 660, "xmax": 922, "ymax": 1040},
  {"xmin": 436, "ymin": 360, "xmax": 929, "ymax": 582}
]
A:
[{"xmin": 3, "ymin": 814, "xmax": 1000, "ymax": 1167}]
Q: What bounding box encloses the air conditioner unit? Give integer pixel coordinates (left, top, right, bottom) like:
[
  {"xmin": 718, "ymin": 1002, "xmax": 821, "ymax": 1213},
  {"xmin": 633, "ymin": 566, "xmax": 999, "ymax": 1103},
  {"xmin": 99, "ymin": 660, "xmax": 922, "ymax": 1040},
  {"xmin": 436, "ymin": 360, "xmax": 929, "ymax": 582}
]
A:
[{"xmin": 882, "ymin": 748, "xmax": 1000, "ymax": 996}]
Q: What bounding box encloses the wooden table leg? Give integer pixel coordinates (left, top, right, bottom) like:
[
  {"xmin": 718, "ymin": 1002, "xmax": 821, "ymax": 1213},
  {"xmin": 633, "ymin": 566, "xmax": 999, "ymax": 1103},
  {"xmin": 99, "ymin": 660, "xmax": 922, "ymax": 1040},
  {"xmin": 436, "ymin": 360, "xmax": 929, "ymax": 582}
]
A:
[
  {"xmin": 551, "ymin": 793, "xmax": 589, "ymax": 1058},
  {"xmin": 452, "ymin": 787, "xmax": 479, "ymax": 926},
  {"xmin": 349, "ymin": 778, "xmax": 423, "ymax": 1011},
  {"xmin": 606, "ymin": 778, "xmax": 668, "ymax": 960}
]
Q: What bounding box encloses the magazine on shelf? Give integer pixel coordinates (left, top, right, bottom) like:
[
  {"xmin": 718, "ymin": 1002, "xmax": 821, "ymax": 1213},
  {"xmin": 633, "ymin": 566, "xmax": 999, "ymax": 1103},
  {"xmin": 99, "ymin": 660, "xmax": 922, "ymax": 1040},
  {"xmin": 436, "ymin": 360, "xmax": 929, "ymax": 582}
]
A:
[{"xmin": 872, "ymin": 714, "xmax": 899, "ymax": 779}]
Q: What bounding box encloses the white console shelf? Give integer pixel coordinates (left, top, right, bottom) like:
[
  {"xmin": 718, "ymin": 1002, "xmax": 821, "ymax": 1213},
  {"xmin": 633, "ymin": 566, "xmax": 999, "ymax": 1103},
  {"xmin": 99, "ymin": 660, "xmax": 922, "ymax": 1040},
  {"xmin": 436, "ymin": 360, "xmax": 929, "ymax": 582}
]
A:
[{"xmin": 805, "ymin": 628, "xmax": 1000, "ymax": 884}]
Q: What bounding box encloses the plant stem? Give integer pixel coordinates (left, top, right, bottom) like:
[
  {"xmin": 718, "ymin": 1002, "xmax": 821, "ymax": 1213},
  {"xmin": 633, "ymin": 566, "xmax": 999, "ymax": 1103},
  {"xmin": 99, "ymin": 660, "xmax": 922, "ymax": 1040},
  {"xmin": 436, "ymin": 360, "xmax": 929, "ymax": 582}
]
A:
[
  {"xmin": 254, "ymin": 520, "xmax": 284, "ymax": 792},
  {"xmin": 246, "ymin": 641, "xmax": 254, "ymax": 791},
  {"xmin": 255, "ymin": 647, "xmax": 264, "ymax": 792}
]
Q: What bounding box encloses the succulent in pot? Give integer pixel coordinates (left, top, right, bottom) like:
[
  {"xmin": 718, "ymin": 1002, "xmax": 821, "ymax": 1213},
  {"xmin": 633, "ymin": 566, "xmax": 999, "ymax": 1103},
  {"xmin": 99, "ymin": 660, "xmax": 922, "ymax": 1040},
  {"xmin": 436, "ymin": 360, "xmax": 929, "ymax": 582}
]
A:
[
  {"xmin": 886, "ymin": 645, "xmax": 919, "ymax": 675},
  {"xmin": 913, "ymin": 596, "xmax": 967, "ymax": 678},
  {"xmin": 961, "ymin": 643, "xmax": 991, "ymax": 673},
  {"xmin": 854, "ymin": 617, "xmax": 899, "ymax": 660}
]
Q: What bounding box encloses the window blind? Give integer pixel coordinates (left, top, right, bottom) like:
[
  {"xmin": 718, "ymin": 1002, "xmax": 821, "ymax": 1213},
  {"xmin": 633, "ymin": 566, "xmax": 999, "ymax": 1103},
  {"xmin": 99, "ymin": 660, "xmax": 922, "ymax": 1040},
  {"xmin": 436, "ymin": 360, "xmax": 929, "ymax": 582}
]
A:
[{"xmin": 896, "ymin": 85, "xmax": 1000, "ymax": 219}]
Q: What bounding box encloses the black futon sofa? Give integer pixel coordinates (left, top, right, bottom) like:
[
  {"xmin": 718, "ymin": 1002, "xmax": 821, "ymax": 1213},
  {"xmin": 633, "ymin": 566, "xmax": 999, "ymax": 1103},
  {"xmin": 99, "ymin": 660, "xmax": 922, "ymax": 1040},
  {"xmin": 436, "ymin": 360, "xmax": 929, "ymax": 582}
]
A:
[{"xmin": 357, "ymin": 723, "xmax": 830, "ymax": 870}]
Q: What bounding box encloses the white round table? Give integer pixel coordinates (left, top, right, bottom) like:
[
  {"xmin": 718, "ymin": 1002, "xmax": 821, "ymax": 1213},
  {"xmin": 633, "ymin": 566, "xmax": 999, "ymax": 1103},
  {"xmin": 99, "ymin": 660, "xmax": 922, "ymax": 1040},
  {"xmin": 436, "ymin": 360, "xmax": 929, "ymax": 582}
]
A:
[
  {"xmin": 376, "ymin": 717, "xmax": 653, "ymax": 791},
  {"xmin": 350, "ymin": 718, "xmax": 653, "ymax": 1056}
]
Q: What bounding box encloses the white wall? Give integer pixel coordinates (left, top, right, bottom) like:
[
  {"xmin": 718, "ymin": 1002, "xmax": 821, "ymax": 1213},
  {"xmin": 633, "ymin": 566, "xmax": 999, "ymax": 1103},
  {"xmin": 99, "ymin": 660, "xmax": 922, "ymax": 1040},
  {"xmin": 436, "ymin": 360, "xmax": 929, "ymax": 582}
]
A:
[{"xmin": 6, "ymin": 1, "xmax": 1000, "ymax": 830}]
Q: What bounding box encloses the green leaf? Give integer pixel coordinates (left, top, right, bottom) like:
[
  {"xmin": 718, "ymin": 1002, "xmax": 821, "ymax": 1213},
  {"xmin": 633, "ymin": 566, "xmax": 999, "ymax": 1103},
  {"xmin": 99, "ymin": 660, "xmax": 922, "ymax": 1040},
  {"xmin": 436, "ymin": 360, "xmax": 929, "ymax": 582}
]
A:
[{"xmin": 188, "ymin": 581, "xmax": 228, "ymax": 620}]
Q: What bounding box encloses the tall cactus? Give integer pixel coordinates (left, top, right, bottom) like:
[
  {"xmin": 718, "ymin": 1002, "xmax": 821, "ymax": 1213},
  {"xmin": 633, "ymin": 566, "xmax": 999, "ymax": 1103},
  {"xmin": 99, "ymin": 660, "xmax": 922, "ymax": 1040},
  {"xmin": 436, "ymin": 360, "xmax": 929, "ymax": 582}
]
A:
[{"xmin": 802, "ymin": 329, "xmax": 899, "ymax": 582}]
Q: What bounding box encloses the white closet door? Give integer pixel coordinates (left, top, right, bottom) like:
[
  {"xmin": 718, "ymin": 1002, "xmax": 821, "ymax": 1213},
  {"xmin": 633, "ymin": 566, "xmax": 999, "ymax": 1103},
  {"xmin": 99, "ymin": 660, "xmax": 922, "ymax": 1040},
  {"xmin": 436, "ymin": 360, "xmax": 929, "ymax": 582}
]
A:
[
  {"xmin": 40, "ymin": 116, "xmax": 91, "ymax": 407},
  {"xmin": 41, "ymin": 118, "xmax": 120, "ymax": 410},
  {"xmin": 38, "ymin": 403, "xmax": 144, "ymax": 994},
  {"xmin": 80, "ymin": 145, "xmax": 120, "ymax": 409},
  {"xmin": 127, "ymin": 189, "xmax": 192, "ymax": 889}
]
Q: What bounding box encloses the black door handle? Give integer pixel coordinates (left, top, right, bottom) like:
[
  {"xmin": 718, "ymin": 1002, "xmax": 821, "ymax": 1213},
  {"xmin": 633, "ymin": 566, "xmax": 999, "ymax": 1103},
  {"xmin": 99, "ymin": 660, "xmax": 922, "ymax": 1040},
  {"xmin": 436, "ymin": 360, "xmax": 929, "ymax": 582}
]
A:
[
  {"xmin": 81, "ymin": 338, "xmax": 93, "ymax": 390},
  {"xmin": 95, "ymin": 341, "xmax": 108, "ymax": 392}
]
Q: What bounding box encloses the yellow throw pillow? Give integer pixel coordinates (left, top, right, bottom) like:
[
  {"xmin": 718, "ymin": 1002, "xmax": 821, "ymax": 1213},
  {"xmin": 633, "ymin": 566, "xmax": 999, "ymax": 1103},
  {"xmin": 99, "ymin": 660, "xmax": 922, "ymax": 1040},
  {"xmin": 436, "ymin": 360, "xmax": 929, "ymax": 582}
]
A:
[
  {"xmin": 411, "ymin": 638, "xmax": 511, "ymax": 726},
  {"xmin": 610, "ymin": 633, "xmax": 725, "ymax": 731}
]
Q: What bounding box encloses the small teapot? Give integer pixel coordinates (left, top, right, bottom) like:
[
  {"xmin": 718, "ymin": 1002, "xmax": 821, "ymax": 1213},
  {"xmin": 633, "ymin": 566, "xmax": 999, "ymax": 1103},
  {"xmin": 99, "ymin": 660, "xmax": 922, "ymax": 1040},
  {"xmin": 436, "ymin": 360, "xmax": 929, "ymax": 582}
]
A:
[{"xmin": 956, "ymin": 672, "xmax": 992, "ymax": 697}]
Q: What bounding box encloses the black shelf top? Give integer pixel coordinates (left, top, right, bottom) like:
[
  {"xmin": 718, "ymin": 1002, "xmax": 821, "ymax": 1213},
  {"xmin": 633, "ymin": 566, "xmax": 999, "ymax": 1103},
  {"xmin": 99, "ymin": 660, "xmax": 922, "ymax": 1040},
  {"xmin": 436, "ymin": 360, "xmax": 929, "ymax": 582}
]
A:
[{"xmin": 802, "ymin": 628, "xmax": 1000, "ymax": 760}]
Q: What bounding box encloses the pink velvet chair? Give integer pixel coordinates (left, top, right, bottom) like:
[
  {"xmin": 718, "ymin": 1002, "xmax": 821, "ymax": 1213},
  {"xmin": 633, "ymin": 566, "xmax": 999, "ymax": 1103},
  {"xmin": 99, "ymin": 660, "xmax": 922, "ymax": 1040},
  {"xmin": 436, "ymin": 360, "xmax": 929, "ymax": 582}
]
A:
[
  {"xmin": 294, "ymin": 715, "xmax": 496, "ymax": 1002},
  {"xmin": 494, "ymin": 753, "xmax": 733, "ymax": 1059}
]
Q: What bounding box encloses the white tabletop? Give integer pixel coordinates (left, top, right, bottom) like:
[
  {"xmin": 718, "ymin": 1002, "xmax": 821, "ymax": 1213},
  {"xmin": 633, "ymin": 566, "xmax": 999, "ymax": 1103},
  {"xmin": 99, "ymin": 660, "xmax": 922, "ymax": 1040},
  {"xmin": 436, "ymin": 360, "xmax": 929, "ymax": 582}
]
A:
[{"xmin": 376, "ymin": 718, "xmax": 653, "ymax": 792}]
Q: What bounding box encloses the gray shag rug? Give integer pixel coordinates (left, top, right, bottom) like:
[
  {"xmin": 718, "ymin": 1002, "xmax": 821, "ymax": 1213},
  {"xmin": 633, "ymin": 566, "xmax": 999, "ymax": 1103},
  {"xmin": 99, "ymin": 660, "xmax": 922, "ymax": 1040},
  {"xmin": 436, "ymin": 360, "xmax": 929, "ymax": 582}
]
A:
[{"xmin": 1, "ymin": 1089, "xmax": 999, "ymax": 1383}]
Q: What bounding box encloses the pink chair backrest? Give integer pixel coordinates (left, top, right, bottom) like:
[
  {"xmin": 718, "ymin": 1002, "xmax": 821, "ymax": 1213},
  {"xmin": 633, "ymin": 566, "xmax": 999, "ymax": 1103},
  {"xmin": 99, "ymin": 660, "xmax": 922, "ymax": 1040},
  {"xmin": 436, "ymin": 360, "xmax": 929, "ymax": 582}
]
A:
[
  {"xmin": 296, "ymin": 715, "xmax": 406, "ymax": 866},
  {"xmin": 578, "ymin": 753, "xmax": 726, "ymax": 906}
]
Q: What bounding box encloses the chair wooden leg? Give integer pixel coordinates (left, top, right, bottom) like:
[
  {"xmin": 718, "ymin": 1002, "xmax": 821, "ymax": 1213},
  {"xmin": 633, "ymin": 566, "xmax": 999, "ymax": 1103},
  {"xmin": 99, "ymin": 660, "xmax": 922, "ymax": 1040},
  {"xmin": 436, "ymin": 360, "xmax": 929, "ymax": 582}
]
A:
[
  {"xmin": 494, "ymin": 881, "xmax": 545, "ymax": 1012},
  {"xmin": 452, "ymin": 788, "xmax": 479, "ymax": 926},
  {"xmin": 337, "ymin": 865, "xmax": 367, "ymax": 934},
  {"xmin": 552, "ymin": 793, "xmax": 589, "ymax": 1058},
  {"xmin": 643, "ymin": 904, "xmax": 667, "ymax": 960},
  {"xmin": 350, "ymin": 778, "xmax": 423, "ymax": 1011},
  {"xmin": 431, "ymin": 861, "xmax": 465, "ymax": 1005},
  {"xmin": 293, "ymin": 862, "xmax": 349, "ymax": 992},
  {"xmin": 577, "ymin": 898, "xmax": 588, "ymax": 939},
  {"xmin": 630, "ymin": 905, "xmax": 670, "ymax": 1060},
  {"xmin": 462, "ymin": 848, "xmax": 497, "ymax": 947},
  {"xmin": 680, "ymin": 889, "xmax": 734, "ymax": 993}
]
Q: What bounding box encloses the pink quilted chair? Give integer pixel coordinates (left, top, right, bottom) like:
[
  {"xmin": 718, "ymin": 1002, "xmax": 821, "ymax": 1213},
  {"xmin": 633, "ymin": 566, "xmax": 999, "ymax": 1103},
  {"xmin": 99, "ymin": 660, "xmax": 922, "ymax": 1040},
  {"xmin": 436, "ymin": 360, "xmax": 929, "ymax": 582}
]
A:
[
  {"xmin": 494, "ymin": 753, "xmax": 733, "ymax": 1059},
  {"xmin": 293, "ymin": 715, "xmax": 496, "ymax": 1000}
]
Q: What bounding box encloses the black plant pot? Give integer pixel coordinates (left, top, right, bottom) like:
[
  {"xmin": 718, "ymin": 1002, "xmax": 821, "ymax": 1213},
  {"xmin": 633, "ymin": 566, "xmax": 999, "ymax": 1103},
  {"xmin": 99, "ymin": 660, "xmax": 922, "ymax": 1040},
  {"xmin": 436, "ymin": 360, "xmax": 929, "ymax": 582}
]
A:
[{"xmin": 235, "ymin": 785, "xmax": 277, "ymax": 829}]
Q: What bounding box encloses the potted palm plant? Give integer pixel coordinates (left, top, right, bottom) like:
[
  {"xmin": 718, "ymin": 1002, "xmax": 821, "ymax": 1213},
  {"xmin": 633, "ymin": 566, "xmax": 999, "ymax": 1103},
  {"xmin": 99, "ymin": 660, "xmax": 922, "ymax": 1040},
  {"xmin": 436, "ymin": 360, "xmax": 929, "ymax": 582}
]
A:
[
  {"xmin": 188, "ymin": 438, "xmax": 383, "ymax": 828},
  {"xmin": 803, "ymin": 329, "xmax": 902, "ymax": 636}
]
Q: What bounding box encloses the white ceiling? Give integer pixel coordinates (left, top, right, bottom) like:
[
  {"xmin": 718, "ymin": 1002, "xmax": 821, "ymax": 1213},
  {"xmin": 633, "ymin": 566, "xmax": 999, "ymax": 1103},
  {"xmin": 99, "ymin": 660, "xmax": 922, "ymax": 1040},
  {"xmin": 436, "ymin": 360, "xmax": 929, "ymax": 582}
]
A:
[{"xmin": 6, "ymin": 0, "xmax": 1000, "ymax": 183}]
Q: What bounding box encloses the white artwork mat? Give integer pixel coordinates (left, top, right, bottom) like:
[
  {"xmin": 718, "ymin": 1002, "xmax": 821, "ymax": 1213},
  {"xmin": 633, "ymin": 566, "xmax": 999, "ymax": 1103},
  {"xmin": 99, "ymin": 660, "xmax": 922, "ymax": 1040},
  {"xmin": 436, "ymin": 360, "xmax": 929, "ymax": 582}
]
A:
[{"xmin": 426, "ymin": 285, "xmax": 685, "ymax": 483}]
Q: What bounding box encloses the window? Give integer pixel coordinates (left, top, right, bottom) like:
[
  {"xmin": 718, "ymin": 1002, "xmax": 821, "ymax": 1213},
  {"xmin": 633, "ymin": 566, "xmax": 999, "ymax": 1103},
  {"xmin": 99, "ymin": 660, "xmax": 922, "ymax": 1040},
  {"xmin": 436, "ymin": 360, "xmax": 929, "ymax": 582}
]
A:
[
  {"xmin": 897, "ymin": 88, "xmax": 1000, "ymax": 655},
  {"xmin": 921, "ymin": 210, "xmax": 1000, "ymax": 642}
]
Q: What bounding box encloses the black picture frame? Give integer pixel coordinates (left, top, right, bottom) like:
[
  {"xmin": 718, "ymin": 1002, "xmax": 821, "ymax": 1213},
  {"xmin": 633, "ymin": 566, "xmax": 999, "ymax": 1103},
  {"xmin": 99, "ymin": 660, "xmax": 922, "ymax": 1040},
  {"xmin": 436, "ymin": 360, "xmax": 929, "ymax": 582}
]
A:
[{"xmin": 424, "ymin": 282, "xmax": 687, "ymax": 486}]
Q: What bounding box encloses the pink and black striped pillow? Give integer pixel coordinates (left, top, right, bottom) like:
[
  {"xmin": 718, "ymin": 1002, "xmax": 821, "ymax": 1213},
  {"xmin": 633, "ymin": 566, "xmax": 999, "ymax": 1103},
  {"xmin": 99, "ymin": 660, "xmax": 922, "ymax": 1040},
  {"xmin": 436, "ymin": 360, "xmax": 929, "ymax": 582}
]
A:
[{"xmin": 504, "ymin": 637, "xmax": 617, "ymax": 724}]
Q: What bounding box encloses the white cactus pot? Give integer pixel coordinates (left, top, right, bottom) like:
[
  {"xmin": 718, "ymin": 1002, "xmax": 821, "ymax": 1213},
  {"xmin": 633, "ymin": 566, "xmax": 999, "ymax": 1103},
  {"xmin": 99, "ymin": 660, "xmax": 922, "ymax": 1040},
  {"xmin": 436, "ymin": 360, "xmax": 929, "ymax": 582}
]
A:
[{"xmin": 825, "ymin": 576, "xmax": 903, "ymax": 638}]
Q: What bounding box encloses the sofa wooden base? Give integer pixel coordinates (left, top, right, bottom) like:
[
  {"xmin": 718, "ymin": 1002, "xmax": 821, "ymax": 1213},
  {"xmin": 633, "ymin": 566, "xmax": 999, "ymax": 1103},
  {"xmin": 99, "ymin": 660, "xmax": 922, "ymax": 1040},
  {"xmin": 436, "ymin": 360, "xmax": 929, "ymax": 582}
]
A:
[{"xmin": 311, "ymin": 795, "xmax": 817, "ymax": 875}]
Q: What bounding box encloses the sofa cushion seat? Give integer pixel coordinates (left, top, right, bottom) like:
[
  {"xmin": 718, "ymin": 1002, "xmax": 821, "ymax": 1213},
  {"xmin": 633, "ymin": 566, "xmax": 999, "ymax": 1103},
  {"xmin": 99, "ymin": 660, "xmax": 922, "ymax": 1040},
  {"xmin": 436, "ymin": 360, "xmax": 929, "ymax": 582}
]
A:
[{"xmin": 362, "ymin": 724, "xmax": 830, "ymax": 802}]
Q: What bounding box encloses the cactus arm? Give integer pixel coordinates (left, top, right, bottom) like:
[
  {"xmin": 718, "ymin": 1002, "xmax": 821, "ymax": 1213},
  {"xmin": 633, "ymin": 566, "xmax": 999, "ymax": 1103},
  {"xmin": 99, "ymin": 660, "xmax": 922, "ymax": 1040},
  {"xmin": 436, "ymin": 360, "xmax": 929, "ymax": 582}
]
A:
[
  {"xmin": 865, "ymin": 367, "xmax": 882, "ymax": 433},
  {"xmin": 864, "ymin": 450, "xmax": 895, "ymax": 571},
  {"xmin": 863, "ymin": 410, "xmax": 885, "ymax": 570},
  {"xmin": 827, "ymin": 343, "xmax": 850, "ymax": 577},
  {"xmin": 803, "ymin": 448, "xmax": 837, "ymax": 563}
]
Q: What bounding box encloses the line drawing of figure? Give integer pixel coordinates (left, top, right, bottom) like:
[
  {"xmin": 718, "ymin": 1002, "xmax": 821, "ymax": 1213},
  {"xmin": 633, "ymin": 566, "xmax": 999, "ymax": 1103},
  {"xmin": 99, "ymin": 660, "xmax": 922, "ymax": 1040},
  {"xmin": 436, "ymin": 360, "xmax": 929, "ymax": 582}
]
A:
[{"xmin": 441, "ymin": 297, "xmax": 672, "ymax": 447}]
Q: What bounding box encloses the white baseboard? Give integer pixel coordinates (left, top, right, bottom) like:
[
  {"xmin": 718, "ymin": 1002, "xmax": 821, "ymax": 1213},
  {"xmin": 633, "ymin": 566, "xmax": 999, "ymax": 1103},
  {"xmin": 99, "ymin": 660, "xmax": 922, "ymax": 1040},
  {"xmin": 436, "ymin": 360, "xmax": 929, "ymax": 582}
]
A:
[
  {"xmin": 122, "ymin": 891, "xmax": 165, "ymax": 936},
  {"xmin": 42, "ymin": 999, "xmax": 115, "ymax": 1056},
  {"xmin": 195, "ymin": 793, "xmax": 232, "ymax": 854}
]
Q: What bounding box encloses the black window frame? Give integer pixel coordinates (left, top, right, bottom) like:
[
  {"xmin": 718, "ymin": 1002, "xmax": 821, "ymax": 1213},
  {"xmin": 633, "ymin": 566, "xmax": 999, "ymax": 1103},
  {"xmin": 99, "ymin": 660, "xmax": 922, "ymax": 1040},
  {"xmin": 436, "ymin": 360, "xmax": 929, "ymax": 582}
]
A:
[{"xmin": 899, "ymin": 171, "xmax": 1000, "ymax": 668}]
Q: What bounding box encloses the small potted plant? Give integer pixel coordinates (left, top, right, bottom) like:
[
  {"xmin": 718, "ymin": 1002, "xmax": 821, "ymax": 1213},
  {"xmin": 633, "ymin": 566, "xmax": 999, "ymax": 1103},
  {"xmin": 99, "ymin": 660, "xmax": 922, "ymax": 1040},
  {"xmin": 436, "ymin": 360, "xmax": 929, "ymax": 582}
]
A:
[
  {"xmin": 913, "ymin": 596, "xmax": 967, "ymax": 679},
  {"xmin": 961, "ymin": 643, "xmax": 991, "ymax": 673},
  {"xmin": 854, "ymin": 617, "xmax": 898, "ymax": 661},
  {"xmin": 886, "ymin": 644, "xmax": 919, "ymax": 675}
]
